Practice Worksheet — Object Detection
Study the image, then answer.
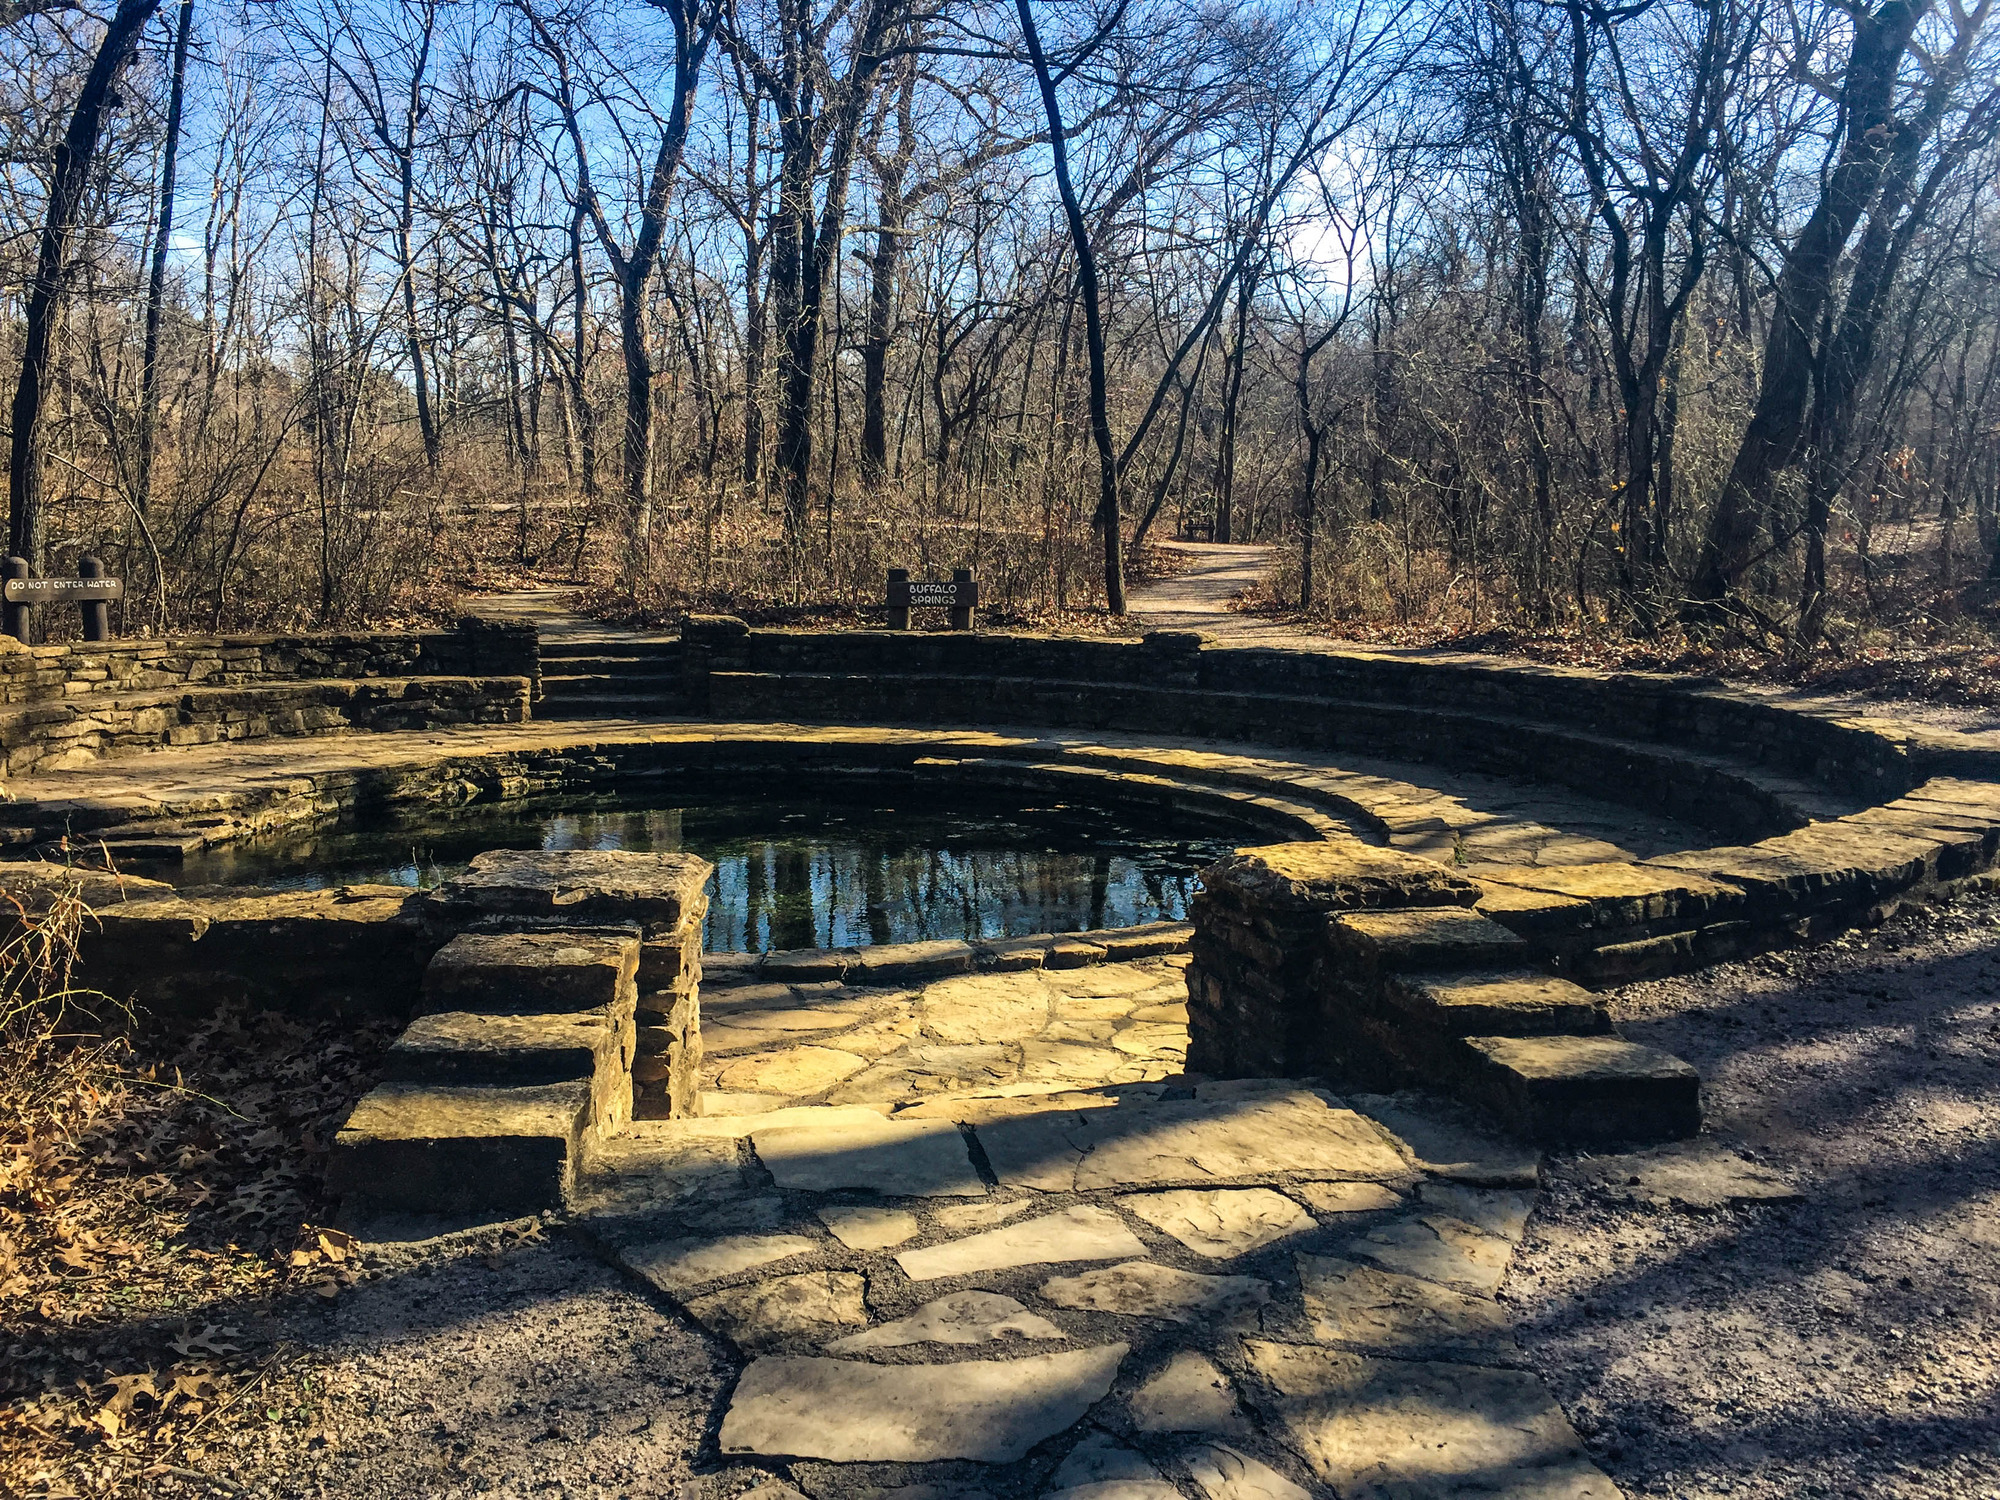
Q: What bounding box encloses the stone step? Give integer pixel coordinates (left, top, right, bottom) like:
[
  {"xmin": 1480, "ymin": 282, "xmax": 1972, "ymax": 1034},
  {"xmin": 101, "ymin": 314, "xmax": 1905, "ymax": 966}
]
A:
[
  {"xmin": 538, "ymin": 641, "xmax": 680, "ymax": 663},
  {"xmin": 1385, "ymin": 969, "xmax": 1608, "ymax": 1037},
  {"xmin": 537, "ymin": 693, "xmax": 688, "ymax": 719},
  {"xmin": 1457, "ymin": 1033, "xmax": 1700, "ymax": 1146},
  {"xmin": 422, "ymin": 929, "xmax": 639, "ymax": 1015},
  {"xmin": 329, "ymin": 1078, "xmax": 594, "ymax": 1216},
  {"xmin": 383, "ymin": 1008, "xmax": 630, "ymax": 1094},
  {"xmin": 539, "ymin": 670, "xmax": 681, "ymax": 694},
  {"xmin": 1326, "ymin": 907, "xmax": 1530, "ymax": 973}
]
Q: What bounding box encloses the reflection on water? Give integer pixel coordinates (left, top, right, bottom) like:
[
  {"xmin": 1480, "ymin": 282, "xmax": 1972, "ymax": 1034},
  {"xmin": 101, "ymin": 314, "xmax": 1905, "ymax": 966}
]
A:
[{"xmin": 151, "ymin": 788, "xmax": 1232, "ymax": 953}]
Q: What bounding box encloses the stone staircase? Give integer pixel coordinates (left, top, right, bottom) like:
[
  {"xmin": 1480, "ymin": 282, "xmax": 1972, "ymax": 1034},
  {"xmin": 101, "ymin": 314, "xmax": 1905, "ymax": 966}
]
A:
[
  {"xmin": 536, "ymin": 639, "xmax": 684, "ymax": 719},
  {"xmin": 328, "ymin": 850, "xmax": 712, "ymax": 1221}
]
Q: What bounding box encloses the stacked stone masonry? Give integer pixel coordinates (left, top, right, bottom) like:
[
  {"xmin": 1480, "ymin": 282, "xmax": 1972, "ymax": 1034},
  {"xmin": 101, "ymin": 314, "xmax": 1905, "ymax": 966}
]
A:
[
  {"xmin": 329, "ymin": 850, "xmax": 712, "ymax": 1218},
  {"xmin": 1186, "ymin": 843, "xmax": 1700, "ymax": 1145},
  {"xmin": 0, "ymin": 617, "xmax": 536, "ymax": 774}
]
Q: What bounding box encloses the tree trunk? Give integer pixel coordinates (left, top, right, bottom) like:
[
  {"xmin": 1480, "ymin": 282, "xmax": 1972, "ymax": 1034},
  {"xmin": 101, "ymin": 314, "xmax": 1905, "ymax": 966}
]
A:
[
  {"xmin": 9, "ymin": 0, "xmax": 163, "ymax": 572},
  {"xmin": 1692, "ymin": 0, "xmax": 1931, "ymax": 607},
  {"xmin": 135, "ymin": 0, "xmax": 192, "ymax": 525},
  {"xmin": 568, "ymin": 202, "xmax": 598, "ymax": 499},
  {"xmin": 1016, "ymin": 0, "xmax": 1123, "ymax": 613}
]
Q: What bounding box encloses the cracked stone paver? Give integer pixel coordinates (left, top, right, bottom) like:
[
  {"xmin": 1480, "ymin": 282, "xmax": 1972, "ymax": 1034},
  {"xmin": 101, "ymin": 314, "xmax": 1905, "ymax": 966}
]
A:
[
  {"xmin": 1115, "ymin": 1187, "xmax": 1316, "ymax": 1258},
  {"xmin": 1038, "ymin": 1261, "xmax": 1271, "ymax": 1324},
  {"xmin": 826, "ymin": 1291, "xmax": 1066, "ymax": 1350},
  {"xmin": 718, "ymin": 1344, "xmax": 1130, "ymax": 1462},
  {"xmin": 895, "ymin": 1206, "xmax": 1148, "ymax": 1281},
  {"xmin": 751, "ymin": 1115, "xmax": 985, "ymax": 1198},
  {"xmin": 1128, "ymin": 1351, "xmax": 1251, "ymax": 1436},
  {"xmin": 1243, "ymin": 1341, "xmax": 1622, "ymax": 1497},
  {"xmin": 685, "ymin": 1270, "xmax": 868, "ymax": 1351},
  {"xmin": 817, "ymin": 1204, "xmax": 920, "ymax": 1250}
]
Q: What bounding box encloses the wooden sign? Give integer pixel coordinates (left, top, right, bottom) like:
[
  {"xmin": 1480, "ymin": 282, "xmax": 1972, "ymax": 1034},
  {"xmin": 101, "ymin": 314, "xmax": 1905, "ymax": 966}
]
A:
[
  {"xmin": 4, "ymin": 577, "xmax": 122, "ymax": 603},
  {"xmin": 3, "ymin": 554, "xmax": 119, "ymax": 641},
  {"xmin": 885, "ymin": 567, "xmax": 977, "ymax": 630},
  {"xmin": 886, "ymin": 578, "xmax": 978, "ymax": 609}
]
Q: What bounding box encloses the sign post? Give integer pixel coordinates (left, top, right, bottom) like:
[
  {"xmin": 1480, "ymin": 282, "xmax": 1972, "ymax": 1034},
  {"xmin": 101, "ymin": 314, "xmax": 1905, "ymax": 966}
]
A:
[
  {"xmin": 3, "ymin": 555, "xmax": 123, "ymax": 642},
  {"xmin": 884, "ymin": 567, "xmax": 978, "ymax": 631}
]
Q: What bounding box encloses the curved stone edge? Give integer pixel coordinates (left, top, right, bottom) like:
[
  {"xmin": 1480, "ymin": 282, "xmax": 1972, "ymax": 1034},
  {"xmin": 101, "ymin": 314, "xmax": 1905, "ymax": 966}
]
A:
[{"xmin": 1186, "ymin": 822, "xmax": 2000, "ymax": 1145}]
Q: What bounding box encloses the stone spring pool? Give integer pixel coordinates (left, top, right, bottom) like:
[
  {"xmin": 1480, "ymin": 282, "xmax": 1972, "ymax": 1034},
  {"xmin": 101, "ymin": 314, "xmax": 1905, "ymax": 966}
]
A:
[{"xmin": 132, "ymin": 783, "xmax": 1234, "ymax": 953}]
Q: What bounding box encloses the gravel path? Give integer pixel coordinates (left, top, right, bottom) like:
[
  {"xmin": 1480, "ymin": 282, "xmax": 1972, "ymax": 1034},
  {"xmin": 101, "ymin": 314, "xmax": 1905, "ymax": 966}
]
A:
[
  {"xmin": 1510, "ymin": 888, "xmax": 2000, "ymax": 1500},
  {"xmin": 165, "ymin": 1230, "xmax": 728, "ymax": 1500}
]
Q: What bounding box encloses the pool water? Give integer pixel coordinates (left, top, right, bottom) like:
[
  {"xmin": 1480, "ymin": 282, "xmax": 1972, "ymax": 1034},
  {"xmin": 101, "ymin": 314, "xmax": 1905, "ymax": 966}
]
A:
[{"xmin": 147, "ymin": 788, "xmax": 1234, "ymax": 953}]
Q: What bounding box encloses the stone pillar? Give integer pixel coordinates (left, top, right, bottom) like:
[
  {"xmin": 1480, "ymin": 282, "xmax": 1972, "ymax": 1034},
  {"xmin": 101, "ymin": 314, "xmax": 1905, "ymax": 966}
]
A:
[{"xmin": 1185, "ymin": 842, "xmax": 1479, "ymax": 1077}]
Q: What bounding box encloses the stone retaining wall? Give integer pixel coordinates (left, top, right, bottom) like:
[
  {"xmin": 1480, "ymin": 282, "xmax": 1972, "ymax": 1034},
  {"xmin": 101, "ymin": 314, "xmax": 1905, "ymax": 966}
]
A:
[
  {"xmin": 0, "ymin": 618, "xmax": 537, "ymax": 774},
  {"xmin": 676, "ymin": 621, "xmax": 1995, "ymax": 828},
  {"xmin": 1188, "ymin": 843, "xmax": 1702, "ymax": 1146}
]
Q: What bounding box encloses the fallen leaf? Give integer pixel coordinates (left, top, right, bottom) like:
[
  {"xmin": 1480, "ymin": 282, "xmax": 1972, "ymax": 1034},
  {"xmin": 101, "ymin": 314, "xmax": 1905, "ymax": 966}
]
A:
[
  {"xmin": 169, "ymin": 1325, "xmax": 243, "ymax": 1359},
  {"xmin": 316, "ymin": 1228, "xmax": 357, "ymax": 1262}
]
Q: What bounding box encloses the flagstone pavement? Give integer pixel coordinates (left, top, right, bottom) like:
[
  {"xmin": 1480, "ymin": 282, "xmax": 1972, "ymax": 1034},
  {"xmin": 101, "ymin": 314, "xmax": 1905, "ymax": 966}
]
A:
[{"xmin": 562, "ymin": 953, "xmax": 1623, "ymax": 1498}]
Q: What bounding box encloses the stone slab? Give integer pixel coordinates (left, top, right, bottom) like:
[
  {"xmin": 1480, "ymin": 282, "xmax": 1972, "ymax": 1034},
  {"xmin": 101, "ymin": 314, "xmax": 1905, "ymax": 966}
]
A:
[
  {"xmin": 1128, "ymin": 1351, "xmax": 1249, "ymax": 1435},
  {"xmin": 687, "ymin": 1271, "xmax": 868, "ymax": 1351},
  {"xmin": 820, "ymin": 1205, "xmax": 921, "ymax": 1251},
  {"xmin": 571, "ymin": 1131, "xmax": 742, "ymax": 1219},
  {"xmin": 753, "ymin": 1115, "xmax": 985, "ymax": 1198},
  {"xmin": 1291, "ymin": 1181, "xmax": 1405, "ymax": 1216},
  {"xmin": 420, "ymin": 929, "xmax": 639, "ymax": 1014},
  {"xmin": 382, "ymin": 1009, "xmax": 610, "ymax": 1087},
  {"xmin": 896, "ymin": 1206, "xmax": 1148, "ymax": 1281},
  {"xmin": 619, "ymin": 1232, "xmax": 818, "ymax": 1295},
  {"xmin": 1201, "ymin": 843, "xmax": 1481, "ymax": 915},
  {"xmin": 933, "ymin": 1199, "xmax": 1032, "ymax": 1233},
  {"xmin": 826, "ymin": 1291, "xmax": 1065, "ymax": 1350},
  {"xmin": 1388, "ymin": 971, "xmax": 1607, "ymax": 1037},
  {"xmin": 1565, "ymin": 1138, "xmax": 1801, "ymax": 1209},
  {"xmin": 1115, "ymin": 1188, "xmax": 1315, "ymax": 1260},
  {"xmin": 716, "ymin": 1046, "xmax": 871, "ymax": 1098},
  {"xmin": 1298, "ymin": 1254, "xmax": 1512, "ymax": 1356},
  {"xmin": 1328, "ymin": 908, "xmax": 1530, "ymax": 971},
  {"xmin": 1182, "ymin": 1444, "xmax": 1312, "ymax": 1500},
  {"xmin": 976, "ymin": 1093, "xmax": 1409, "ymax": 1194},
  {"xmin": 1348, "ymin": 1214, "xmax": 1515, "ymax": 1296},
  {"xmin": 1348, "ymin": 1094, "xmax": 1541, "ymax": 1187},
  {"xmin": 1050, "ymin": 1430, "xmax": 1172, "ymax": 1488},
  {"xmin": 1417, "ymin": 1182, "xmax": 1536, "ymax": 1241},
  {"xmin": 1463, "ymin": 1034, "xmax": 1701, "ymax": 1146},
  {"xmin": 1038, "ymin": 1261, "xmax": 1270, "ymax": 1325},
  {"xmin": 1242, "ymin": 1342, "xmax": 1613, "ymax": 1495},
  {"xmin": 328, "ymin": 1079, "xmax": 588, "ymax": 1216},
  {"xmin": 919, "ymin": 971, "xmax": 1055, "ymax": 1044},
  {"xmin": 852, "ymin": 938, "xmax": 977, "ymax": 983},
  {"xmin": 428, "ymin": 848, "xmax": 711, "ymax": 936},
  {"xmin": 717, "ymin": 1344, "xmax": 1128, "ymax": 1462}
]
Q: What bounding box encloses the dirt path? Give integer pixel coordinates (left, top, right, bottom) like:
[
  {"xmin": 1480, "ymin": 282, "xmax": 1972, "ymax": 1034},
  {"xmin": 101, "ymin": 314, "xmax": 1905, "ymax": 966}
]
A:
[
  {"xmin": 458, "ymin": 587, "xmax": 673, "ymax": 646},
  {"xmin": 1511, "ymin": 888, "xmax": 2000, "ymax": 1500},
  {"xmin": 1126, "ymin": 542, "xmax": 1279, "ymax": 637}
]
